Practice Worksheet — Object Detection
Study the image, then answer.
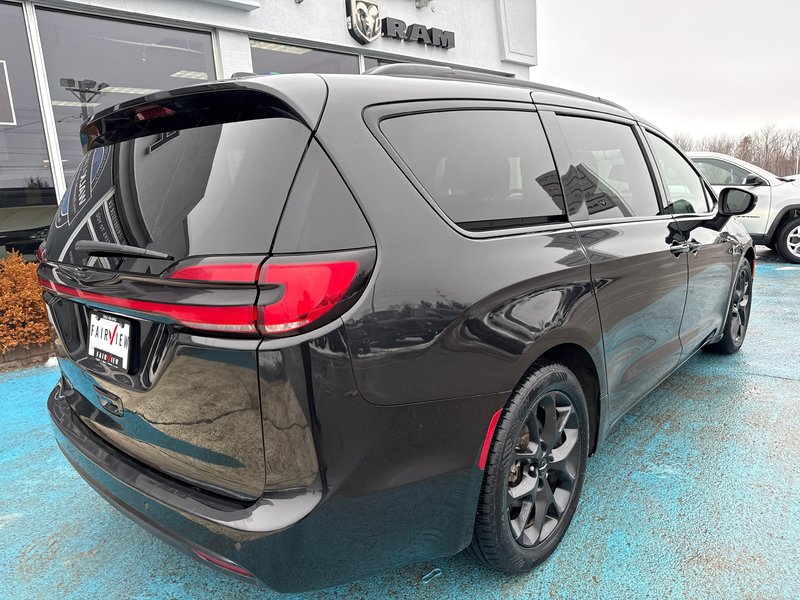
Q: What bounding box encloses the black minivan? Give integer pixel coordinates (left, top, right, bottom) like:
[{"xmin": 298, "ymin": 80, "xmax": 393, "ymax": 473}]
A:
[{"xmin": 40, "ymin": 65, "xmax": 757, "ymax": 592}]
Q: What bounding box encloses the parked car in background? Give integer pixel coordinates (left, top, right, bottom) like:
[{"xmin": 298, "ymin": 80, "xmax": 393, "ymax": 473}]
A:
[
  {"xmin": 40, "ymin": 65, "xmax": 757, "ymax": 592},
  {"xmin": 690, "ymin": 152, "xmax": 800, "ymax": 263}
]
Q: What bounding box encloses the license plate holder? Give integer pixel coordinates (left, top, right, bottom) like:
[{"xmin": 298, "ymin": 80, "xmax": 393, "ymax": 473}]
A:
[{"xmin": 87, "ymin": 311, "xmax": 132, "ymax": 371}]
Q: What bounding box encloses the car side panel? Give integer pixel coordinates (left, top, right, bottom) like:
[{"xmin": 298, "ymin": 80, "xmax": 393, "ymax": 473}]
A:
[
  {"xmin": 313, "ymin": 82, "xmax": 606, "ymax": 408},
  {"xmin": 672, "ymin": 219, "xmax": 736, "ymax": 354},
  {"xmin": 536, "ymin": 107, "xmax": 690, "ymax": 422},
  {"xmin": 647, "ymin": 148, "xmax": 739, "ymax": 353},
  {"xmin": 573, "ymin": 220, "xmax": 688, "ymax": 421}
]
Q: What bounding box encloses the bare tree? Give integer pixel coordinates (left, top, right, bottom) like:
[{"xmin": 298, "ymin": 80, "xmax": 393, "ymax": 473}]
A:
[
  {"xmin": 753, "ymin": 123, "xmax": 783, "ymax": 174},
  {"xmin": 736, "ymin": 135, "xmax": 754, "ymax": 164},
  {"xmin": 782, "ymin": 128, "xmax": 800, "ymax": 175},
  {"xmin": 672, "ymin": 132, "xmax": 695, "ymax": 152},
  {"xmin": 675, "ymin": 124, "xmax": 800, "ymax": 175},
  {"xmin": 698, "ymin": 134, "xmax": 737, "ymax": 156}
]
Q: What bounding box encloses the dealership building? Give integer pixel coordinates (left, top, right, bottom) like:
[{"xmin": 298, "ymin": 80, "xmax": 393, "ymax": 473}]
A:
[{"xmin": 0, "ymin": 0, "xmax": 538, "ymax": 257}]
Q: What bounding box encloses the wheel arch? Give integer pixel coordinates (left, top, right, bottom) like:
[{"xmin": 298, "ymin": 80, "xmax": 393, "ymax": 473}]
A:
[
  {"xmin": 526, "ymin": 343, "xmax": 603, "ymax": 456},
  {"xmin": 767, "ymin": 205, "xmax": 800, "ymax": 242}
]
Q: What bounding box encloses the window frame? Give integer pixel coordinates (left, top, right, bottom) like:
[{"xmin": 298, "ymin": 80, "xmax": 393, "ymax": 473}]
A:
[
  {"xmin": 364, "ymin": 99, "xmax": 573, "ymax": 239},
  {"xmin": 542, "ymin": 106, "xmax": 671, "ymax": 226},
  {"xmin": 641, "ymin": 127, "xmax": 718, "ymax": 219}
]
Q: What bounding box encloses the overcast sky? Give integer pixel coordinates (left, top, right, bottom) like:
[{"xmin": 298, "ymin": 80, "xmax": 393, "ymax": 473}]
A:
[{"xmin": 530, "ymin": 0, "xmax": 800, "ymax": 138}]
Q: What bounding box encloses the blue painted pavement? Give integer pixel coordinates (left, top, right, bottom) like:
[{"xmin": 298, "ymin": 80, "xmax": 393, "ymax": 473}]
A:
[{"xmin": 1, "ymin": 249, "xmax": 798, "ymax": 599}]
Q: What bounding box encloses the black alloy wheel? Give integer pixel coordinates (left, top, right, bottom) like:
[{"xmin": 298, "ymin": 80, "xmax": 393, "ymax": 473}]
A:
[
  {"xmin": 469, "ymin": 362, "xmax": 589, "ymax": 573},
  {"xmin": 507, "ymin": 390, "xmax": 581, "ymax": 546},
  {"xmin": 707, "ymin": 259, "xmax": 753, "ymax": 354}
]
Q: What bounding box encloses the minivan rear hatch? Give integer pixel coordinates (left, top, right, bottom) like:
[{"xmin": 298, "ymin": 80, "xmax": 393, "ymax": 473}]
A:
[{"xmin": 39, "ymin": 84, "xmax": 321, "ymax": 499}]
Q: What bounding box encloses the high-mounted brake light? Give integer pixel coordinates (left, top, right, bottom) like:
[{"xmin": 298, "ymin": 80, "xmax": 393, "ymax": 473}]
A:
[
  {"xmin": 134, "ymin": 105, "xmax": 175, "ymax": 121},
  {"xmin": 258, "ymin": 261, "xmax": 359, "ymax": 334}
]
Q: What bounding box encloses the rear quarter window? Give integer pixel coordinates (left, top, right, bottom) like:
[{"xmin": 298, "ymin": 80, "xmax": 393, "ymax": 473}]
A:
[{"xmin": 380, "ymin": 109, "xmax": 565, "ymax": 231}]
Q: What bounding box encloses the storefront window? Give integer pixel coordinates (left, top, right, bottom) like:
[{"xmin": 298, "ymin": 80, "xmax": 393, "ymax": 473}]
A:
[
  {"xmin": 0, "ymin": 2, "xmax": 56, "ymax": 258},
  {"xmin": 36, "ymin": 10, "xmax": 215, "ymax": 184},
  {"xmin": 250, "ymin": 40, "xmax": 359, "ymax": 75}
]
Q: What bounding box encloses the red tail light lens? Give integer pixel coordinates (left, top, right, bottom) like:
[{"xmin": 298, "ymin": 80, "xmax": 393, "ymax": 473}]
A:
[
  {"xmin": 166, "ymin": 262, "xmax": 261, "ymax": 283},
  {"xmin": 38, "ymin": 253, "xmax": 370, "ymax": 337},
  {"xmin": 36, "ymin": 243, "xmax": 46, "ymax": 262},
  {"xmin": 258, "ymin": 261, "xmax": 359, "ymax": 334}
]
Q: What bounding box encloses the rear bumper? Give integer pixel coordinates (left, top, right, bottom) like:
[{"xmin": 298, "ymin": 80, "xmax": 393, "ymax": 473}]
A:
[
  {"xmin": 50, "ymin": 383, "xmax": 321, "ymax": 532},
  {"xmin": 49, "ymin": 382, "xmax": 321, "ymax": 590}
]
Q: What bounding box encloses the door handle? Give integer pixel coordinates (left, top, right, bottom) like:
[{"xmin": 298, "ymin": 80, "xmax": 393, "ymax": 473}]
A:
[
  {"xmin": 686, "ymin": 240, "xmax": 702, "ymax": 256},
  {"xmin": 669, "ymin": 241, "xmax": 691, "ymax": 256}
]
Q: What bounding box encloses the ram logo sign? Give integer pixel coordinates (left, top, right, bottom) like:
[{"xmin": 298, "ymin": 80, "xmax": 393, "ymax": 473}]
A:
[
  {"xmin": 345, "ymin": 1, "xmax": 455, "ymax": 49},
  {"xmin": 346, "ymin": 1, "xmax": 382, "ymax": 45}
]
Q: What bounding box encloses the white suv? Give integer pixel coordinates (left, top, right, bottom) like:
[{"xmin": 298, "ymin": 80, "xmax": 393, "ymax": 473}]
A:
[{"xmin": 690, "ymin": 152, "xmax": 800, "ymax": 263}]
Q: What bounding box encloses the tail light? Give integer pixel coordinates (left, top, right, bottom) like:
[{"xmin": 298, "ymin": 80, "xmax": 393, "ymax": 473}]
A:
[
  {"xmin": 38, "ymin": 250, "xmax": 373, "ymax": 337},
  {"xmin": 165, "ymin": 261, "xmax": 261, "ymax": 284},
  {"xmin": 258, "ymin": 261, "xmax": 358, "ymax": 334}
]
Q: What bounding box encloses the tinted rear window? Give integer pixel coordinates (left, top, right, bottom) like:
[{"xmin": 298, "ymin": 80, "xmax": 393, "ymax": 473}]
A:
[
  {"xmin": 46, "ymin": 117, "xmax": 310, "ymax": 271},
  {"xmin": 381, "ymin": 110, "xmax": 565, "ymax": 231},
  {"xmin": 556, "ymin": 116, "xmax": 660, "ymax": 219}
]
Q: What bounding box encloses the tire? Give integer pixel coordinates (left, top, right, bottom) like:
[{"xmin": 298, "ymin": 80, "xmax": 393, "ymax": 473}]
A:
[
  {"xmin": 775, "ymin": 216, "xmax": 800, "ymax": 264},
  {"xmin": 706, "ymin": 259, "xmax": 753, "ymax": 354},
  {"xmin": 469, "ymin": 362, "xmax": 589, "ymax": 573}
]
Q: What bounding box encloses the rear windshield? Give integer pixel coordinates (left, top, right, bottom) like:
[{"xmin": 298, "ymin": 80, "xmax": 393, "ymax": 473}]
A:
[{"xmin": 45, "ymin": 117, "xmax": 310, "ymax": 272}]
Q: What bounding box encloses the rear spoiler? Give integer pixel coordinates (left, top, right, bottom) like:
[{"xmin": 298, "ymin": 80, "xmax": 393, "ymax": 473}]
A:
[{"xmin": 79, "ymin": 74, "xmax": 328, "ymax": 152}]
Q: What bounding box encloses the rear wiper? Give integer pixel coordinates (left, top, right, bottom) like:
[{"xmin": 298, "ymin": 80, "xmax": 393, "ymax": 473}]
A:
[{"xmin": 74, "ymin": 240, "xmax": 174, "ymax": 260}]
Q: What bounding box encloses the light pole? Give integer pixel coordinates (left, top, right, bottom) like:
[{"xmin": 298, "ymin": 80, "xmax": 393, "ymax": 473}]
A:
[{"xmin": 59, "ymin": 78, "xmax": 108, "ymax": 122}]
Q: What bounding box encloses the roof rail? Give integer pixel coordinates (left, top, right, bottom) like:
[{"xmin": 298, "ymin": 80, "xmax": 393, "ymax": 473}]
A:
[{"xmin": 365, "ymin": 63, "xmax": 628, "ymax": 112}]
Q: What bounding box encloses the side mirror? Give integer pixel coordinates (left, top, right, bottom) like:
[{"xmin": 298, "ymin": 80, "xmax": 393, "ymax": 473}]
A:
[
  {"xmin": 743, "ymin": 174, "xmax": 767, "ymax": 186},
  {"xmin": 718, "ymin": 188, "xmax": 757, "ymax": 216}
]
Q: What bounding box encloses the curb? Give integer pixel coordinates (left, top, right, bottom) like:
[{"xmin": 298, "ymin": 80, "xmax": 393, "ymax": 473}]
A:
[{"xmin": 0, "ymin": 342, "xmax": 56, "ymax": 372}]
